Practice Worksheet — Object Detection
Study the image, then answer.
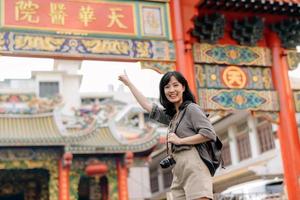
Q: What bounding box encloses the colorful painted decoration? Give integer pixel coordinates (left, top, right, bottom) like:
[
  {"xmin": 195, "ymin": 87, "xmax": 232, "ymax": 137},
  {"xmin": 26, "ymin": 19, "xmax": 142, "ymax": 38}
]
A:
[
  {"xmin": 193, "ymin": 43, "xmax": 272, "ymax": 66},
  {"xmin": 0, "ymin": 32, "xmax": 8, "ymax": 51},
  {"xmin": 286, "ymin": 50, "xmax": 300, "ymax": 71},
  {"xmin": 140, "ymin": 61, "xmax": 175, "ymax": 74},
  {"xmin": 195, "ymin": 64, "xmax": 273, "ymax": 90},
  {"xmin": 0, "ymin": 31, "xmax": 175, "ymax": 61},
  {"xmin": 0, "ymin": 94, "xmax": 62, "ymax": 114},
  {"xmin": 294, "ymin": 90, "xmax": 300, "ymax": 112},
  {"xmin": 198, "ymin": 89, "xmax": 279, "ymax": 111},
  {"xmin": 253, "ymin": 111, "xmax": 279, "ymax": 124},
  {"xmin": 0, "ymin": 94, "xmax": 35, "ymax": 103},
  {"xmin": 222, "ymin": 66, "xmax": 247, "ymax": 89},
  {"xmin": 1, "ymin": 0, "xmax": 171, "ymax": 39}
]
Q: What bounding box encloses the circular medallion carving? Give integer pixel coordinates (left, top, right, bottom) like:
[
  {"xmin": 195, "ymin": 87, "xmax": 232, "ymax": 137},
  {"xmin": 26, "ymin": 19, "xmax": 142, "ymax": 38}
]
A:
[{"xmin": 222, "ymin": 66, "xmax": 247, "ymax": 88}]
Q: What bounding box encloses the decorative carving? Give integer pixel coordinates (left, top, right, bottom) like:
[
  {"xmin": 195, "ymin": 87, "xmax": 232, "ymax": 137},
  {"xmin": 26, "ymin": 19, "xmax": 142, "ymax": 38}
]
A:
[
  {"xmin": 0, "ymin": 31, "xmax": 175, "ymax": 61},
  {"xmin": 198, "ymin": 89, "xmax": 279, "ymax": 112},
  {"xmin": 0, "ymin": 94, "xmax": 35, "ymax": 103},
  {"xmin": 232, "ymin": 16, "xmax": 264, "ymax": 46},
  {"xmin": 294, "ymin": 90, "xmax": 300, "ymax": 112},
  {"xmin": 0, "ymin": 94, "xmax": 63, "ymax": 114},
  {"xmin": 69, "ymin": 102, "xmax": 115, "ymax": 129},
  {"xmin": 286, "ymin": 50, "xmax": 300, "ymax": 70},
  {"xmin": 222, "ymin": 66, "xmax": 247, "ymax": 89},
  {"xmin": 133, "ymin": 40, "xmax": 153, "ymax": 58},
  {"xmin": 192, "ymin": 13, "xmax": 225, "ymax": 44},
  {"xmin": 195, "ymin": 64, "xmax": 274, "ymax": 90},
  {"xmin": 80, "ymin": 39, "xmax": 131, "ymax": 55},
  {"xmin": 271, "ymin": 19, "xmax": 300, "ymax": 49},
  {"xmin": 140, "ymin": 61, "xmax": 175, "ymax": 74},
  {"xmin": 193, "ymin": 43, "xmax": 272, "ymax": 66},
  {"xmin": 0, "ymin": 149, "xmax": 35, "ymax": 161},
  {"xmin": 252, "ymin": 111, "xmax": 279, "ymax": 124},
  {"xmin": 0, "ymin": 32, "xmax": 9, "ymax": 51},
  {"xmin": 14, "ymin": 35, "xmax": 66, "ymax": 51}
]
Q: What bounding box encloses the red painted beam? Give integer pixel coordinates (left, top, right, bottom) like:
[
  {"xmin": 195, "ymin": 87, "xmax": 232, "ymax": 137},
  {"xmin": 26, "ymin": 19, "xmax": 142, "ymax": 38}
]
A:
[
  {"xmin": 117, "ymin": 159, "xmax": 129, "ymax": 200},
  {"xmin": 169, "ymin": 0, "xmax": 197, "ymax": 100},
  {"xmin": 267, "ymin": 31, "xmax": 300, "ymax": 200},
  {"xmin": 58, "ymin": 160, "xmax": 70, "ymax": 200}
]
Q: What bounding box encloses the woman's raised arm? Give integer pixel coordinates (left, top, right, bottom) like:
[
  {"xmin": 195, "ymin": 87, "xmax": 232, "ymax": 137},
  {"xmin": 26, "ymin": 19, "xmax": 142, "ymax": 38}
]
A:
[{"xmin": 118, "ymin": 71, "xmax": 153, "ymax": 113}]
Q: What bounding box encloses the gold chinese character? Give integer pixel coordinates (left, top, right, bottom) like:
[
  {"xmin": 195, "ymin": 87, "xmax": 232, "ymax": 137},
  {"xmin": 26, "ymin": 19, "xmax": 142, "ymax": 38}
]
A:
[
  {"xmin": 49, "ymin": 3, "xmax": 67, "ymax": 25},
  {"xmin": 222, "ymin": 66, "xmax": 247, "ymax": 88},
  {"xmin": 79, "ymin": 6, "xmax": 96, "ymax": 27},
  {"xmin": 107, "ymin": 8, "xmax": 127, "ymax": 29},
  {"xmin": 15, "ymin": 0, "xmax": 39, "ymax": 23}
]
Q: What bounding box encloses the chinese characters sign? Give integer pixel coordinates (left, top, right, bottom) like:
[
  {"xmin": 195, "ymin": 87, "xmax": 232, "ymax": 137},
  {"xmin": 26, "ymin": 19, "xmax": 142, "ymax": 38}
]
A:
[
  {"xmin": 1, "ymin": 0, "xmax": 171, "ymax": 39},
  {"xmin": 3, "ymin": 0, "xmax": 135, "ymax": 35}
]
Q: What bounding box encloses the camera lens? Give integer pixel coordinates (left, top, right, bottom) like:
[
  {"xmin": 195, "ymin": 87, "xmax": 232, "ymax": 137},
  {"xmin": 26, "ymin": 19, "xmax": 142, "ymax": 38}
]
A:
[
  {"xmin": 160, "ymin": 159, "xmax": 170, "ymax": 168},
  {"xmin": 159, "ymin": 156, "xmax": 176, "ymax": 169}
]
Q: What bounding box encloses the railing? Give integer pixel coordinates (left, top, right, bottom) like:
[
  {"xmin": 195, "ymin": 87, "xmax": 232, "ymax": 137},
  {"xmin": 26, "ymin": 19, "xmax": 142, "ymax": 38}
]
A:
[{"xmin": 214, "ymin": 193, "xmax": 287, "ymax": 200}]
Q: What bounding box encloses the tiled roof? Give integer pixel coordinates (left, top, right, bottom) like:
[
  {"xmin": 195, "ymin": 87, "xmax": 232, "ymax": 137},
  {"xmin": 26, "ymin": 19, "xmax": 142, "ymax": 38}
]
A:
[
  {"xmin": 66, "ymin": 126, "xmax": 159, "ymax": 154},
  {"xmin": 198, "ymin": 0, "xmax": 300, "ymax": 16},
  {"xmin": 0, "ymin": 113, "xmax": 66, "ymax": 146},
  {"xmin": 272, "ymin": 0, "xmax": 300, "ymax": 3},
  {"xmin": 0, "ymin": 113, "xmax": 159, "ymax": 154}
]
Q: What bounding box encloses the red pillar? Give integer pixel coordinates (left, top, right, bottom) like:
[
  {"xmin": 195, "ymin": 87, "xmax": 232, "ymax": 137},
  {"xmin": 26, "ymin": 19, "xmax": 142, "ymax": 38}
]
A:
[
  {"xmin": 117, "ymin": 159, "xmax": 129, "ymax": 200},
  {"xmin": 169, "ymin": 0, "xmax": 197, "ymax": 99},
  {"xmin": 58, "ymin": 160, "xmax": 70, "ymax": 200},
  {"xmin": 267, "ymin": 31, "xmax": 300, "ymax": 200}
]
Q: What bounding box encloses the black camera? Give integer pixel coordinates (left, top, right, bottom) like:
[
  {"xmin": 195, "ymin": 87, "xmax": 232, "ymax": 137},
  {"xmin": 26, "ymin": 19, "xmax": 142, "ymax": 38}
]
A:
[{"xmin": 159, "ymin": 156, "xmax": 176, "ymax": 169}]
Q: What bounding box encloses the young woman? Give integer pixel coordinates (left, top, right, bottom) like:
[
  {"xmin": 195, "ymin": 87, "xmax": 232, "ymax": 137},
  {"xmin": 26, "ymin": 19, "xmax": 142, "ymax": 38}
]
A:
[{"xmin": 118, "ymin": 71, "xmax": 216, "ymax": 200}]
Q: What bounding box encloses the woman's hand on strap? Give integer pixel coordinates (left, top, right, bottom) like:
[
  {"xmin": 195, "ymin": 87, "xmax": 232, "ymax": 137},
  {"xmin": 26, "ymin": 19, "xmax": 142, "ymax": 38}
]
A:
[
  {"xmin": 169, "ymin": 133, "xmax": 210, "ymax": 145},
  {"xmin": 168, "ymin": 132, "xmax": 182, "ymax": 145}
]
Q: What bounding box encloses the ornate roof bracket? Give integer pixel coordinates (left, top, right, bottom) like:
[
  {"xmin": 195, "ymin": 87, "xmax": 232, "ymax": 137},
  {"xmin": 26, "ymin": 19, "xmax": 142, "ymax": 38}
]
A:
[
  {"xmin": 232, "ymin": 16, "xmax": 265, "ymax": 46},
  {"xmin": 192, "ymin": 13, "xmax": 226, "ymax": 44},
  {"xmin": 197, "ymin": 0, "xmax": 300, "ymax": 16},
  {"xmin": 271, "ymin": 18, "xmax": 300, "ymax": 49}
]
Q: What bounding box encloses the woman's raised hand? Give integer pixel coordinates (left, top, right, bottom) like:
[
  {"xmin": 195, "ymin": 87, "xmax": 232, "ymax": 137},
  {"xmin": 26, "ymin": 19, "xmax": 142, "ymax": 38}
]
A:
[{"xmin": 118, "ymin": 70, "xmax": 131, "ymax": 86}]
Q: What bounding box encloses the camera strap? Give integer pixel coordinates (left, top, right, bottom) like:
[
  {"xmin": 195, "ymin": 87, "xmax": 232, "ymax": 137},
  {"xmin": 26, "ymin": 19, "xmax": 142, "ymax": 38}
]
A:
[{"xmin": 166, "ymin": 104, "xmax": 189, "ymax": 156}]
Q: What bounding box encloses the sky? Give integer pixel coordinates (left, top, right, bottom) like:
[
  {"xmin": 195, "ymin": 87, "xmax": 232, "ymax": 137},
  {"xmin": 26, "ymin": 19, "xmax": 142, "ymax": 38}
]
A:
[
  {"xmin": 0, "ymin": 56, "xmax": 299, "ymax": 98},
  {"xmin": 0, "ymin": 56, "xmax": 163, "ymax": 98}
]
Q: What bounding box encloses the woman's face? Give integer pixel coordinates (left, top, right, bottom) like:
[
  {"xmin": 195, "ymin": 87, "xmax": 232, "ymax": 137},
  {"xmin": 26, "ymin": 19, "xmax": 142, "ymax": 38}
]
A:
[{"xmin": 163, "ymin": 76, "xmax": 185, "ymax": 106}]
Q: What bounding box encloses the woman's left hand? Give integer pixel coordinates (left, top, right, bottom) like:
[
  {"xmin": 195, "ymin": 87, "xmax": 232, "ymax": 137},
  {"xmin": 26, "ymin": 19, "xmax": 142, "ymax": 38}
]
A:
[{"xmin": 168, "ymin": 132, "xmax": 182, "ymax": 145}]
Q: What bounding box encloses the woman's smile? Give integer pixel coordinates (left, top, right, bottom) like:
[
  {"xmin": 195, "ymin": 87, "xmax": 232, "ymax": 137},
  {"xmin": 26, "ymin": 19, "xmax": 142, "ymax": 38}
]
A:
[{"xmin": 164, "ymin": 76, "xmax": 185, "ymax": 105}]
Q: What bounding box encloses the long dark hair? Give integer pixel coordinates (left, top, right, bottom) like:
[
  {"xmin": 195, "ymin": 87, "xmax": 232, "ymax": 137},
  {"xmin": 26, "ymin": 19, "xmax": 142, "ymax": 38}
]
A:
[{"xmin": 159, "ymin": 71, "xmax": 195, "ymax": 116}]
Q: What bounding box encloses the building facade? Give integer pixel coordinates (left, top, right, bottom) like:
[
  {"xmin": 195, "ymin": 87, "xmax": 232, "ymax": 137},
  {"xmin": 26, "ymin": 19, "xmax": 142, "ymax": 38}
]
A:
[{"xmin": 0, "ymin": 63, "xmax": 160, "ymax": 200}]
